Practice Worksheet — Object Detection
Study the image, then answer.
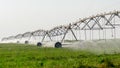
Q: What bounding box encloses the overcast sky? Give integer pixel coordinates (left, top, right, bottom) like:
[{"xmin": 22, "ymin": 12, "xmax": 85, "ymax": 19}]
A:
[{"xmin": 0, "ymin": 0, "xmax": 120, "ymax": 39}]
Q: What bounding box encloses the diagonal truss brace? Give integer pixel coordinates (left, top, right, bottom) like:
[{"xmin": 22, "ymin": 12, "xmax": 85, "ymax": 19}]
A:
[
  {"xmin": 61, "ymin": 24, "xmax": 78, "ymax": 43},
  {"xmin": 41, "ymin": 31, "xmax": 52, "ymax": 42}
]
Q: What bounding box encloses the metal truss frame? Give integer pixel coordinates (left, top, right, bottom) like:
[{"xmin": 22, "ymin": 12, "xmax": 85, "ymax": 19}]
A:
[{"xmin": 2, "ymin": 10, "xmax": 120, "ymax": 43}]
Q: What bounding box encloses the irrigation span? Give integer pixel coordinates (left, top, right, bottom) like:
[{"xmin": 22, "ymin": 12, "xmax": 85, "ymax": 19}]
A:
[{"xmin": 2, "ymin": 10, "xmax": 120, "ymax": 48}]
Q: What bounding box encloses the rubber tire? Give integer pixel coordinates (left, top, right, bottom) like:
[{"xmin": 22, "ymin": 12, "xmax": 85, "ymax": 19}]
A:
[
  {"xmin": 55, "ymin": 42, "xmax": 62, "ymax": 48},
  {"xmin": 37, "ymin": 42, "xmax": 42, "ymax": 47},
  {"xmin": 17, "ymin": 41, "xmax": 19, "ymax": 43},
  {"xmin": 25, "ymin": 41, "xmax": 29, "ymax": 44}
]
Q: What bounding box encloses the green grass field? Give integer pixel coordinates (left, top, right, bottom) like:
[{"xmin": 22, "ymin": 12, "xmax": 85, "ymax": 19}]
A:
[{"xmin": 0, "ymin": 43, "xmax": 120, "ymax": 68}]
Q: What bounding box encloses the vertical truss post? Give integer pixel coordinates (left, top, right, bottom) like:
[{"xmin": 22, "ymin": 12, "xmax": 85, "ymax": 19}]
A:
[
  {"xmin": 90, "ymin": 30, "xmax": 91, "ymax": 40},
  {"xmin": 113, "ymin": 17, "xmax": 116, "ymax": 39},
  {"xmin": 104, "ymin": 29, "xmax": 106, "ymax": 42},
  {"xmin": 114, "ymin": 28, "xmax": 116, "ymax": 39},
  {"xmin": 92, "ymin": 30, "xmax": 93, "ymax": 40},
  {"xmin": 111, "ymin": 29, "xmax": 114, "ymax": 38},
  {"xmin": 99, "ymin": 29, "xmax": 101, "ymax": 40},
  {"xmin": 79, "ymin": 30, "xmax": 81, "ymax": 41},
  {"xmin": 84, "ymin": 29, "xmax": 87, "ymax": 40}
]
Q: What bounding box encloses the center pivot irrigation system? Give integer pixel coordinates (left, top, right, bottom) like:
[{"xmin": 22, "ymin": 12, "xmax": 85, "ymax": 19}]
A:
[{"xmin": 1, "ymin": 11, "xmax": 120, "ymax": 48}]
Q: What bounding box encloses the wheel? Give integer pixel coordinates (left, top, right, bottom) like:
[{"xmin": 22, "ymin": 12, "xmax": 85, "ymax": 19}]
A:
[
  {"xmin": 17, "ymin": 41, "xmax": 19, "ymax": 43},
  {"xmin": 25, "ymin": 41, "xmax": 29, "ymax": 44},
  {"xmin": 37, "ymin": 42, "xmax": 42, "ymax": 46},
  {"xmin": 55, "ymin": 42, "xmax": 62, "ymax": 48}
]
